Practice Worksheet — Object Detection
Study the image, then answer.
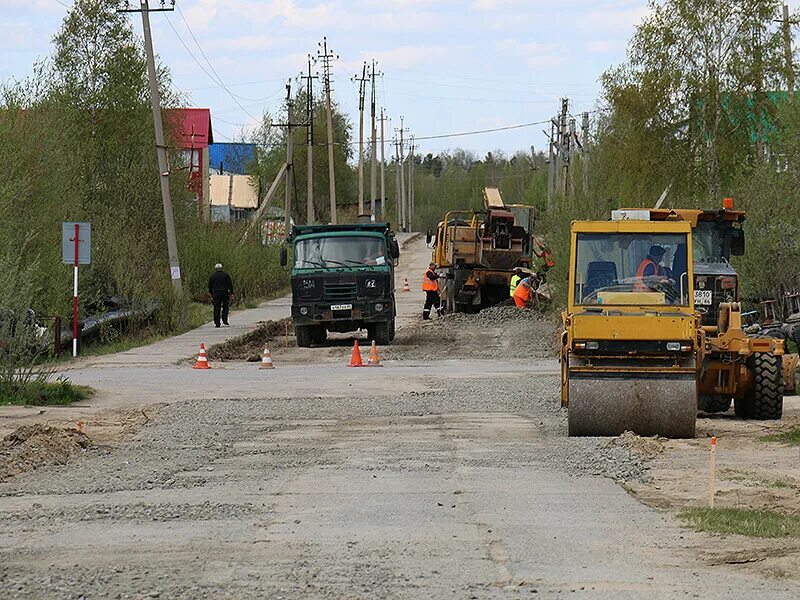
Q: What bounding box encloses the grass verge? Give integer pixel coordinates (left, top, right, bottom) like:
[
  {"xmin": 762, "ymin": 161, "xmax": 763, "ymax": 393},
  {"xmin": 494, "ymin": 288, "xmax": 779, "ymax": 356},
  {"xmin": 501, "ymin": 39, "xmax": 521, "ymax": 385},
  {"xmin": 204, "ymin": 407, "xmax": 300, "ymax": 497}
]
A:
[
  {"xmin": 0, "ymin": 380, "xmax": 92, "ymax": 406},
  {"xmin": 761, "ymin": 428, "xmax": 800, "ymax": 446},
  {"xmin": 679, "ymin": 507, "xmax": 800, "ymax": 538}
]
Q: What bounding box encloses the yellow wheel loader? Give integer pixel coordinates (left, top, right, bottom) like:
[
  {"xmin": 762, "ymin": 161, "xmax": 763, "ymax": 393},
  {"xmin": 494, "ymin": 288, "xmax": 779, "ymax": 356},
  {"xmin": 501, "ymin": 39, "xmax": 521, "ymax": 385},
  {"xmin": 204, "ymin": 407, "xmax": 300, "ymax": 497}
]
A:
[{"xmin": 561, "ymin": 218, "xmax": 699, "ymax": 437}]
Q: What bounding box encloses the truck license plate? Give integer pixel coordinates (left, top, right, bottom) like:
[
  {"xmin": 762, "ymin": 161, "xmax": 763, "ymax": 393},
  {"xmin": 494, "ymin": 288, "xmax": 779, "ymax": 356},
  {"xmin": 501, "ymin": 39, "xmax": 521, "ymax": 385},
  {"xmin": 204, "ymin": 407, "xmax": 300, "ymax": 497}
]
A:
[
  {"xmin": 330, "ymin": 304, "xmax": 353, "ymax": 311},
  {"xmin": 694, "ymin": 290, "xmax": 712, "ymax": 305}
]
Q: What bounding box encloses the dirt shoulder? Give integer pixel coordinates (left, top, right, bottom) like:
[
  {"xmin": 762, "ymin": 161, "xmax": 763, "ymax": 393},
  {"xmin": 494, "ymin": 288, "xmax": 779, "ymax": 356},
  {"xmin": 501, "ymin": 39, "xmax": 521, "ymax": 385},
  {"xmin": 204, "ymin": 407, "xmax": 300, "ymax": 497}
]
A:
[{"xmin": 623, "ymin": 396, "xmax": 800, "ymax": 581}]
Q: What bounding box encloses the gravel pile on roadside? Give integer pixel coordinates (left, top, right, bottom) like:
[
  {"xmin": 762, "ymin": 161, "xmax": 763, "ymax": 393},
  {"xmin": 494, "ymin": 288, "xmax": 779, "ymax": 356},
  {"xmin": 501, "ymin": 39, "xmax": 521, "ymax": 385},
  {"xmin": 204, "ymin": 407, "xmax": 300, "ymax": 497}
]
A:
[
  {"xmin": 389, "ymin": 306, "xmax": 558, "ymax": 361},
  {"xmin": 0, "ymin": 424, "xmax": 91, "ymax": 483}
]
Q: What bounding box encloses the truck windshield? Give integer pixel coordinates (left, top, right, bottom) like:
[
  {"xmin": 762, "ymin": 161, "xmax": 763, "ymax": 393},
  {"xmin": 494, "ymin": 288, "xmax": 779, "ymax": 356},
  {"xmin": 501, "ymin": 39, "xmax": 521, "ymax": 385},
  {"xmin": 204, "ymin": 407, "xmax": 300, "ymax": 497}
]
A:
[
  {"xmin": 693, "ymin": 221, "xmax": 726, "ymax": 262},
  {"xmin": 294, "ymin": 236, "xmax": 387, "ymax": 268},
  {"xmin": 574, "ymin": 232, "xmax": 690, "ymax": 306}
]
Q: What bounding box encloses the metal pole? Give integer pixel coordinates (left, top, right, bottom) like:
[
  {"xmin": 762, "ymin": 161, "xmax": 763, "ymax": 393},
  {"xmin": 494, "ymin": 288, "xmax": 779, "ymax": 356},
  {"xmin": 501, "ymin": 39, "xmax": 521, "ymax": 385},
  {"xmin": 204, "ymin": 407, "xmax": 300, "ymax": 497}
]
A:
[
  {"xmin": 72, "ymin": 223, "xmax": 79, "ymax": 358},
  {"xmin": 140, "ymin": 0, "xmax": 181, "ymax": 290},
  {"xmin": 356, "ymin": 62, "xmax": 366, "ymax": 216},
  {"xmin": 784, "ymin": 4, "xmax": 795, "ymax": 93}
]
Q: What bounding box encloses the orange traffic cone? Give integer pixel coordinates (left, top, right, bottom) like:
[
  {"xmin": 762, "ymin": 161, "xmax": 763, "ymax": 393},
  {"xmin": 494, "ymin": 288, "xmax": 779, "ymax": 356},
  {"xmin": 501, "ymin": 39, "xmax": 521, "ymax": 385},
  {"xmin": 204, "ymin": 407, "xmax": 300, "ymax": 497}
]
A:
[
  {"xmin": 193, "ymin": 343, "xmax": 211, "ymax": 369},
  {"xmin": 367, "ymin": 340, "xmax": 383, "ymax": 367},
  {"xmin": 259, "ymin": 344, "xmax": 275, "ymax": 369},
  {"xmin": 348, "ymin": 340, "xmax": 367, "ymax": 367},
  {"xmin": 402, "ymin": 278, "xmax": 410, "ymax": 292}
]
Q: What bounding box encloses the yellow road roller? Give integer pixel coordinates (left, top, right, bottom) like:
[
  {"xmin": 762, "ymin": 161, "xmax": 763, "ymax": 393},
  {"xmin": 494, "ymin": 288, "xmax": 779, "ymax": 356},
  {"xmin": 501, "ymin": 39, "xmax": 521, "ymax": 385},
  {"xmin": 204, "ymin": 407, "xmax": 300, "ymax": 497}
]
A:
[{"xmin": 561, "ymin": 217, "xmax": 699, "ymax": 437}]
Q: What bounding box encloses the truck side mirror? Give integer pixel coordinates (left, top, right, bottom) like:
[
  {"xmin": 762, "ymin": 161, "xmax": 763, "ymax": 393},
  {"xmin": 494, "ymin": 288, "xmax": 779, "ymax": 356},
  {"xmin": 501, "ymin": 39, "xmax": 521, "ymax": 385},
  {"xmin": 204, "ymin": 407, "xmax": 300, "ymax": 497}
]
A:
[
  {"xmin": 389, "ymin": 239, "xmax": 400, "ymax": 259},
  {"xmin": 426, "ymin": 230, "xmax": 432, "ymax": 245},
  {"xmin": 279, "ymin": 246, "xmax": 288, "ymax": 267},
  {"xmin": 730, "ymin": 228, "xmax": 745, "ymax": 256}
]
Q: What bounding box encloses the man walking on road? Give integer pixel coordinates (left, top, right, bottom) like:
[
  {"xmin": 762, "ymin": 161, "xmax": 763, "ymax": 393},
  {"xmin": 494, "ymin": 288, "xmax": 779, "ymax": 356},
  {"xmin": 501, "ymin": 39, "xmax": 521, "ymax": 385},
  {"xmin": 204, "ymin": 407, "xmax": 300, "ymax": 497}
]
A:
[
  {"xmin": 422, "ymin": 262, "xmax": 443, "ymax": 320},
  {"xmin": 208, "ymin": 263, "xmax": 234, "ymax": 328}
]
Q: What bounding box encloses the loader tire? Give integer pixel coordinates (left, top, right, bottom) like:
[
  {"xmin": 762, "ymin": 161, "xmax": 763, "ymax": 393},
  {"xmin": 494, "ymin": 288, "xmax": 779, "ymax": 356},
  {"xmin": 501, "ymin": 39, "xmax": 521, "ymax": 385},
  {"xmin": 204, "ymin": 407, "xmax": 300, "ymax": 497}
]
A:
[
  {"xmin": 735, "ymin": 353, "xmax": 783, "ymax": 420},
  {"xmin": 368, "ymin": 320, "xmax": 392, "ymax": 346},
  {"xmin": 296, "ymin": 324, "xmax": 313, "ymax": 348},
  {"xmin": 698, "ymin": 395, "xmax": 732, "ymax": 413}
]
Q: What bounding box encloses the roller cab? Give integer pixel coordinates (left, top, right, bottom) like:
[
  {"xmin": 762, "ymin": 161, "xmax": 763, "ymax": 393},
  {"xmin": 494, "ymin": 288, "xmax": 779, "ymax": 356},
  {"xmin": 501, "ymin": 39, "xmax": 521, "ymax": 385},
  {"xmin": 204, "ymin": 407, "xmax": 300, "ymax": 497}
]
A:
[{"xmin": 561, "ymin": 220, "xmax": 698, "ymax": 438}]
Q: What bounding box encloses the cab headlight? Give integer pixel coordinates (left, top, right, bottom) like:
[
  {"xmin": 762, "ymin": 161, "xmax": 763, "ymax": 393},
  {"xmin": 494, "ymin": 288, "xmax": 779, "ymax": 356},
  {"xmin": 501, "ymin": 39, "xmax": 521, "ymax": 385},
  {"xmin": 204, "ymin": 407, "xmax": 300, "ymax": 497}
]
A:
[
  {"xmin": 300, "ymin": 307, "xmax": 309, "ymax": 315},
  {"xmin": 375, "ymin": 303, "xmax": 383, "ymax": 311}
]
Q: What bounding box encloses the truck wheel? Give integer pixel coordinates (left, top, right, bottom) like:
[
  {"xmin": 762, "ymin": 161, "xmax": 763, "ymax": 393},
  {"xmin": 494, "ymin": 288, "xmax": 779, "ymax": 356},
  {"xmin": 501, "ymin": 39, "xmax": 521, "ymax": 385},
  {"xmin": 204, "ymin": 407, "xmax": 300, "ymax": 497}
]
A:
[
  {"xmin": 388, "ymin": 318, "xmax": 396, "ymax": 341},
  {"xmin": 312, "ymin": 325, "xmax": 327, "ymax": 345},
  {"xmin": 736, "ymin": 353, "xmax": 783, "ymax": 419},
  {"xmin": 698, "ymin": 395, "xmax": 732, "ymax": 413},
  {"xmin": 296, "ymin": 324, "xmax": 313, "ymax": 348},
  {"xmin": 368, "ymin": 321, "xmax": 392, "ymax": 345}
]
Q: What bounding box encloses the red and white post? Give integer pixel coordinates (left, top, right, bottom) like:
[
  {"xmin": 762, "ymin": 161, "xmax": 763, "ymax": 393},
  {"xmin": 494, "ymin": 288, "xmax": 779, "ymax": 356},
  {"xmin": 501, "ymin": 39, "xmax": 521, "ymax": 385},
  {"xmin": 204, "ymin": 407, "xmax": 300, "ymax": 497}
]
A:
[{"xmin": 72, "ymin": 223, "xmax": 79, "ymax": 357}]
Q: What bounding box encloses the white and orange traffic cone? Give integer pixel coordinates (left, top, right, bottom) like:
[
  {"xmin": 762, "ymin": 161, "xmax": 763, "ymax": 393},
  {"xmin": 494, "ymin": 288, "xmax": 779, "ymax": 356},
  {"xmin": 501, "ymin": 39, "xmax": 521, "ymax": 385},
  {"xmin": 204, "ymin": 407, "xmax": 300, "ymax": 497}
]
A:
[
  {"xmin": 259, "ymin": 344, "xmax": 275, "ymax": 369},
  {"xmin": 366, "ymin": 340, "xmax": 383, "ymax": 367},
  {"xmin": 402, "ymin": 278, "xmax": 411, "ymax": 293},
  {"xmin": 348, "ymin": 340, "xmax": 367, "ymax": 367},
  {"xmin": 193, "ymin": 343, "xmax": 211, "ymax": 369}
]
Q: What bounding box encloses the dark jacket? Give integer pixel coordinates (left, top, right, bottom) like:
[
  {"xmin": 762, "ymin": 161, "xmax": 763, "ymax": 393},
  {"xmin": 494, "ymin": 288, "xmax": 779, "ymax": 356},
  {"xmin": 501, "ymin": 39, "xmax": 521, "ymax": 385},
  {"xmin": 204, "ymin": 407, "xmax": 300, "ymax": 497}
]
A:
[{"xmin": 208, "ymin": 271, "xmax": 234, "ymax": 296}]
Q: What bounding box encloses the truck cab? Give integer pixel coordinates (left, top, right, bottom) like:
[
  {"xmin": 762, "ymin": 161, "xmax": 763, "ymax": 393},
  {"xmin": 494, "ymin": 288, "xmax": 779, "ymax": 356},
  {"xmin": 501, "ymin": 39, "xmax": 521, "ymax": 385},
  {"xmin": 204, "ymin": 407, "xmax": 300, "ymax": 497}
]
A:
[{"xmin": 281, "ymin": 223, "xmax": 400, "ymax": 347}]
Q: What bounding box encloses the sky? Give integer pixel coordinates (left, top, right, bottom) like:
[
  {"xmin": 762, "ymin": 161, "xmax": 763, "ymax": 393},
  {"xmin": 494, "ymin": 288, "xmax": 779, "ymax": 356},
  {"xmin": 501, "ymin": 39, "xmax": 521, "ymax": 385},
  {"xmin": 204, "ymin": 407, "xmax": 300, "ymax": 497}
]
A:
[{"xmin": 2, "ymin": 0, "xmax": 799, "ymax": 158}]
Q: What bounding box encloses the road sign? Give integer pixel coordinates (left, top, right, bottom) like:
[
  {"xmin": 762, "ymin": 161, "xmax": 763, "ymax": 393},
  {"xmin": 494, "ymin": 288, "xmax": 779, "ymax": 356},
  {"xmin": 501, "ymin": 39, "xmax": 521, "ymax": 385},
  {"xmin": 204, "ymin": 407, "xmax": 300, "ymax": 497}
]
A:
[{"xmin": 62, "ymin": 222, "xmax": 91, "ymax": 265}]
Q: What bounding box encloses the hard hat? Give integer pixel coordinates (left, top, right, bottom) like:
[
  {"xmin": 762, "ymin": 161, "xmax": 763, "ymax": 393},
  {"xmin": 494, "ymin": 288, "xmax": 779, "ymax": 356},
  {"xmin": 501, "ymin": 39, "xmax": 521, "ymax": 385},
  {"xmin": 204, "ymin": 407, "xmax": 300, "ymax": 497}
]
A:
[
  {"xmin": 215, "ymin": 263, "xmax": 223, "ymax": 270},
  {"xmin": 649, "ymin": 245, "xmax": 666, "ymax": 257}
]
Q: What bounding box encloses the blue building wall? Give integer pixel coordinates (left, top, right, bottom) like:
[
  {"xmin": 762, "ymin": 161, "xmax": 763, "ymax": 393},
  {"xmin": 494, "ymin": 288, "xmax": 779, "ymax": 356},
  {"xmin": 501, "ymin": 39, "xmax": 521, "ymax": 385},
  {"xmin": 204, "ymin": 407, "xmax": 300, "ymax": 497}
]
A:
[{"xmin": 208, "ymin": 143, "xmax": 257, "ymax": 175}]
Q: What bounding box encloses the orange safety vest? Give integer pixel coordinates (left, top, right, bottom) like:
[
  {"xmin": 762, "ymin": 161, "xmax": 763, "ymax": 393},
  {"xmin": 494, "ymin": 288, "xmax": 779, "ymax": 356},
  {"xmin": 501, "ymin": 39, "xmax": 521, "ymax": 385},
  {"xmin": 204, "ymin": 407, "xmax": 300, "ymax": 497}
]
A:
[
  {"xmin": 634, "ymin": 258, "xmax": 659, "ymax": 291},
  {"xmin": 513, "ymin": 280, "xmax": 531, "ymax": 303},
  {"xmin": 422, "ymin": 269, "xmax": 439, "ymax": 292}
]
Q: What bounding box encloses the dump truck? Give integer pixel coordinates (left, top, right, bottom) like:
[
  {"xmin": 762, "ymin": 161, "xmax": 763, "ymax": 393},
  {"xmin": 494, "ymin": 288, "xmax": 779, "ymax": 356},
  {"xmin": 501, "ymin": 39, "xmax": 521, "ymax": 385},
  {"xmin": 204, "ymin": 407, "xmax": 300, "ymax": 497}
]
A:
[
  {"xmin": 616, "ymin": 201, "xmax": 787, "ymax": 417},
  {"xmin": 426, "ymin": 188, "xmax": 543, "ymax": 312},
  {"xmin": 280, "ymin": 223, "xmax": 400, "ymax": 347},
  {"xmin": 561, "ymin": 217, "xmax": 700, "ymax": 437}
]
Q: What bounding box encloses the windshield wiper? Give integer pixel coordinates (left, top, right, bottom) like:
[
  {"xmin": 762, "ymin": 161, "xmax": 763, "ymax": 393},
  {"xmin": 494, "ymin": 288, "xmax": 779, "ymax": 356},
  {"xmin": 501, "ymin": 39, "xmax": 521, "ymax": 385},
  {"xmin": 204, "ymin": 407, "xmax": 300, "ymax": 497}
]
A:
[
  {"xmin": 323, "ymin": 259, "xmax": 351, "ymax": 268},
  {"xmin": 343, "ymin": 259, "xmax": 369, "ymax": 266}
]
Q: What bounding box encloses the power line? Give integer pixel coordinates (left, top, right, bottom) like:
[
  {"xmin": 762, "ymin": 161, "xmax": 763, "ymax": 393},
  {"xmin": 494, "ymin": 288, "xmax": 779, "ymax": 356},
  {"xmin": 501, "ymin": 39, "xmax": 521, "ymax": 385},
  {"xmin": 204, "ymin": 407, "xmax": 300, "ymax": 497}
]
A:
[
  {"xmin": 183, "ymin": 77, "xmax": 287, "ymax": 92},
  {"xmin": 164, "ymin": 13, "xmax": 259, "ymax": 121}
]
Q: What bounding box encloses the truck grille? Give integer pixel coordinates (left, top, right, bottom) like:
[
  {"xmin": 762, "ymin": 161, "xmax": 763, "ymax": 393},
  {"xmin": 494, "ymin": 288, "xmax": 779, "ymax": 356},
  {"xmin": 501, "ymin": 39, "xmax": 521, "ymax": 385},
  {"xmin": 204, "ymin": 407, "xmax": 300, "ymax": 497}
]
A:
[{"xmin": 324, "ymin": 283, "xmax": 358, "ymax": 301}]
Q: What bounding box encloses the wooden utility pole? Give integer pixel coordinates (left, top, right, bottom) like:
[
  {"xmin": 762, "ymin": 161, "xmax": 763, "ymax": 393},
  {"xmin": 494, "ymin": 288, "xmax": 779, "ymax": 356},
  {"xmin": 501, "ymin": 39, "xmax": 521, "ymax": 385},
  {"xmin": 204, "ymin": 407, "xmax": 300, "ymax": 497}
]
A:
[
  {"xmin": 397, "ymin": 119, "xmax": 407, "ymax": 232},
  {"xmin": 568, "ymin": 117, "xmax": 576, "ymax": 198},
  {"xmin": 581, "ymin": 111, "xmax": 590, "ymax": 196},
  {"xmin": 284, "ymin": 82, "xmax": 294, "ymax": 229},
  {"xmin": 369, "ymin": 61, "xmax": 379, "ymax": 220},
  {"xmin": 556, "ymin": 98, "xmax": 569, "ymax": 198},
  {"xmin": 354, "ymin": 63, "xmax": 368, "ymax": 216},
  {"xmin": 317, "ymin": 37, "xmax": 338, "ymax": 223},
  {"xmin": 304, "ymin": 55, "xmax": 317, "ymax": 224},
  {"xmin": 379, "ymin": 109, "xmax": 388, "ymax": 221},
  {"xmin": 119, "ymin": 0, "xmax": 182, "ymax": 290},
  {"xmin": 394, "ymin": 139, "xmax": 401, "ymax": 226},
  {"xmin": 783, "ymin": 4, "xmax": 795, "ymax": 93},
  {"xmin": 407, "ymin": 135, "xmax": 415, "ymax": 223}
]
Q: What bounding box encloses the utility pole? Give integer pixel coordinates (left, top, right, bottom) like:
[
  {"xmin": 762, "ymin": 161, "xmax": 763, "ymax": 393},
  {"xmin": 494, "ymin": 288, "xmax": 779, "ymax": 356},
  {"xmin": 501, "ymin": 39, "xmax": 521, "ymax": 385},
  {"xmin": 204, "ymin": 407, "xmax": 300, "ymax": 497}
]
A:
[
  {"xmin": 379, "ymin": 109, "xmax": 388, "ymax": 221},
  {"xmin": 284, "ymin": 82, "xmax": 294, "ymax": 229},
  {"xmin": 317, "ymin": 37, "xmax": 338, "ymax": 223},
  {"xmin": 556, "ymin": 98, "xmax": 569, "ymax": 198},
  {"xmin": 568, "ymin": 117, "xmax": 576, "ymax": 198},
  {"xmin": 304, "ymin": 55, "xmax": 318, "ymax": 224},
  {"xmin": 581, "ymin": 111, "xmax": 590, "ymax": 196},
  {"xmin": 369, "ymin": 61, "xmax": 379, "ymax": 220},
  {"xmin": 119, "ymin": 0, "xmax": 182, "ymax": 291},
  {"xmin": 397, "ymin": 118, "xmax": 407, "ymax": 232},
  {"xmin": 783, "ymin": 4, "xmax": 795, "ymax": 93},
  {"xmin": 394, "ymin": 138, "xmax": 402, "ymax": 227},
  {"xmin": 407, "ymin": 135, "xmax": 415, "ymax": 224},
  {"xmin": 353, "ymin": 63, "xmax": 368, "ymax": 216}
]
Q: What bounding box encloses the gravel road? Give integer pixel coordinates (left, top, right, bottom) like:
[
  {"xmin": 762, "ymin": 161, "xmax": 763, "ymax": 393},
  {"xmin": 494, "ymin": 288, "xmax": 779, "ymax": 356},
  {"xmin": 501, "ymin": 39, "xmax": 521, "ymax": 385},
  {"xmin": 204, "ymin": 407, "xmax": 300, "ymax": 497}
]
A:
[{"xmin": 1, "ymin": 236, "xmax": 798, "ymax": 599}]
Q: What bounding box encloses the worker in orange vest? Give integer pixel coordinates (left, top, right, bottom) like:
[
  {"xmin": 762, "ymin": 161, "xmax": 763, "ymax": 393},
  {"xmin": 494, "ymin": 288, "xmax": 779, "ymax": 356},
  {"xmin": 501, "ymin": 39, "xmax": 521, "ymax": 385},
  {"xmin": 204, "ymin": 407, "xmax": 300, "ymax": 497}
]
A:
[
  {"xmin": 422, "ymin": 262, "xmax": 443, "ymax": 320},
  {"xmin": 513, "ymin": 276, "xmax": 533, "ymax": 309},
  {"xmin": 634, "ymin": 245, "xmax": 667, "ymax": 291}
]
